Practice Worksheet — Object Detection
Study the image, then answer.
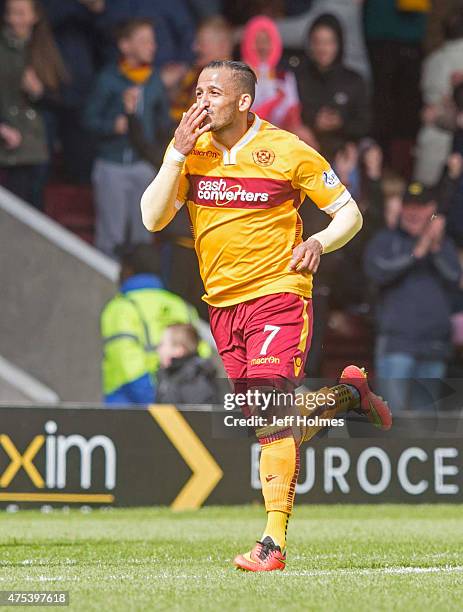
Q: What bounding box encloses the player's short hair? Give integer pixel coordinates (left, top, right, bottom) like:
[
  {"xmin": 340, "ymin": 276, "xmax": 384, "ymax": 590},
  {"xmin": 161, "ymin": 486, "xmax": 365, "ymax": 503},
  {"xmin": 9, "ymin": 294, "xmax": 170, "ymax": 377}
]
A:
[
  {"xmin": 114, "ymin": 18, "xmax": 154, "ymax": 42},
  {"xmin": 165, "ymin": 324, "xmax": 199, "ymax": 354},
  {"xmin": 203, "ymin": 60, "xmax": 257, "ymax": 103}
]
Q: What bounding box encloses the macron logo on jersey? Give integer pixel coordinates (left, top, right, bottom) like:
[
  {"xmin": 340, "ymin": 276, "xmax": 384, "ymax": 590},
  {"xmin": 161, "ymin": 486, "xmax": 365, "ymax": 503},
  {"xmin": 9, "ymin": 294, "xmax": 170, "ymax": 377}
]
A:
[
  {"xmin": 197, "ymin": 178, "xmax": 269, "ymax": 205},
  {"xmin": 191, "ymin": 149, "xmax": 220, "ymax": 159}
]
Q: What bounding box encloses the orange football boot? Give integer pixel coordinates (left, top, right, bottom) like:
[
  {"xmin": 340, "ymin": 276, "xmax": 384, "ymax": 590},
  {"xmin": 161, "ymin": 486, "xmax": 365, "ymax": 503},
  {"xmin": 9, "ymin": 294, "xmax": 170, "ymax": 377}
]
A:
[
  {"xmin": 234, "ymin": 537, "xmax": 286, "ymax": 572},
  {"xmin": 340, "ymin": 365, "xmax": 392, "ymax": 431}
]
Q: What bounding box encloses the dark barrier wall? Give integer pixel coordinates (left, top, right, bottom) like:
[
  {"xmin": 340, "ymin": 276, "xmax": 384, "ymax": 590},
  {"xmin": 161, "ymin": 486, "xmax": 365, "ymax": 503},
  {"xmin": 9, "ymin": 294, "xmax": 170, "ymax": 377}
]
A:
[{"xmin": 0, "ymin": 406, "xmax": 461, "ymax": 508}]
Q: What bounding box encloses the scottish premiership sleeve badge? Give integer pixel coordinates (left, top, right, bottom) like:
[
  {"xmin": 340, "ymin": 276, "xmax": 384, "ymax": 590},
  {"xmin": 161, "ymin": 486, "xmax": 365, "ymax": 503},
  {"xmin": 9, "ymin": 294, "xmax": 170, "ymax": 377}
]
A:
[{"xmin": 322, "ymin": 168, "xmax": 341, "ymax": 188}]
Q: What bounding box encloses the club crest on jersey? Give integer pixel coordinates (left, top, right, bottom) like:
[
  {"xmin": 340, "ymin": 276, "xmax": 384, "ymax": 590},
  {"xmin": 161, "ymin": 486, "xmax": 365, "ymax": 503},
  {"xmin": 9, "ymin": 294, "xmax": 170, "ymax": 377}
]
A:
[
  {"xmin": 252, "ymin": 148, "xmax": 275, "ymax": 167},
  {"xmin": 323, "ymin": 168, "xmax": 340, "ymax": 188}
]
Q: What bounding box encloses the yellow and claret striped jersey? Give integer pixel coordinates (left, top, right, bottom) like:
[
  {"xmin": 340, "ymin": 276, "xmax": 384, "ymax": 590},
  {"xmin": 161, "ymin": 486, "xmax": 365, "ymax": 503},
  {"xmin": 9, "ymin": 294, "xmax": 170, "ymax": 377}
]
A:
[{"xmin": 171, "ymin": 114, "xmax": 351, "ymax": 307}]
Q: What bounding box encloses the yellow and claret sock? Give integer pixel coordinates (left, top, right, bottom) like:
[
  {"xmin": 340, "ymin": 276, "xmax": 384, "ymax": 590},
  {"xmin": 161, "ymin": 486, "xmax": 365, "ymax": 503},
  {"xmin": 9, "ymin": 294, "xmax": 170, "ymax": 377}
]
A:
[
  {"xmin": 262, "ymin": 510, "xmax": 289, "ymax": 550},
  {"xmin": 299, "ymin": 385, "xmax": 359, "ymax": 443},
  {"xmin": 258, "ymin": 434, "xmax": 300, "ymax": 549}
]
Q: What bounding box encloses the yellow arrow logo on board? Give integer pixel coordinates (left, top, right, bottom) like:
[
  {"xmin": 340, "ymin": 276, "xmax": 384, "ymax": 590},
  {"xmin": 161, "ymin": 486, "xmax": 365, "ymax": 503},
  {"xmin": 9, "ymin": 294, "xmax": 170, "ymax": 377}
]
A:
[{"xmin": 148, "ymin": 405, "xmax": 223, "ymax": 510}]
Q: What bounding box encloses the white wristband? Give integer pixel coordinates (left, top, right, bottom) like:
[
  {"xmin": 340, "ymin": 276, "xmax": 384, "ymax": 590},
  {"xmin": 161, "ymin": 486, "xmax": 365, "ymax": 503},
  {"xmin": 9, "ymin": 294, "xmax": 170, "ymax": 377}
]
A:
[{"xmin": 166, "ymin": 147, "xmax": 186, "ymax": 163}]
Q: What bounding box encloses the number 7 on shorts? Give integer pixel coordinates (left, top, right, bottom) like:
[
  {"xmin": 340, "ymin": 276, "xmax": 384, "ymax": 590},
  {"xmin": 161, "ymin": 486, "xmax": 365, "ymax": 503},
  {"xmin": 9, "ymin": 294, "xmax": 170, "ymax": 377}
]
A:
[{"xmin": 260, "ymin": 325, "xmax": 281, "ymax": 355}]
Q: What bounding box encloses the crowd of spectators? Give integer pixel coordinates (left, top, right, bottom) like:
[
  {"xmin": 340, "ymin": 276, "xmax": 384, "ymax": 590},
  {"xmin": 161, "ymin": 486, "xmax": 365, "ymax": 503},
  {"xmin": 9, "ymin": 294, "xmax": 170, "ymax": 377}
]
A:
[{"xmin": 2, "ymin": 0, "xmax": 463, "ymax": 408}]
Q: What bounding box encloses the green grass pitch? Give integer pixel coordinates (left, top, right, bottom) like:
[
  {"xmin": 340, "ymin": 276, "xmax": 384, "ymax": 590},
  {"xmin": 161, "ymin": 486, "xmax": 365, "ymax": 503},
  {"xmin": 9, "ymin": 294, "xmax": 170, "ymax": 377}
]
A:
[{"xmin": 1, "ymin": 505, "xmax": 463, "ymax": 611}]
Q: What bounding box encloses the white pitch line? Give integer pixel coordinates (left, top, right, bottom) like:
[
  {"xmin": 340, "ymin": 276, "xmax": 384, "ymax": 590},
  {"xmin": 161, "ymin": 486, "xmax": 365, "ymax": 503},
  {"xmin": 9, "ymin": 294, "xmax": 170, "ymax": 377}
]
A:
[
  {"xmin": 286, "ymin": 566, "xmax": 463, "ymax": 577},
  {"xmin": 2, "ymin": 566, "xmax": 463, "ymax": 582}
]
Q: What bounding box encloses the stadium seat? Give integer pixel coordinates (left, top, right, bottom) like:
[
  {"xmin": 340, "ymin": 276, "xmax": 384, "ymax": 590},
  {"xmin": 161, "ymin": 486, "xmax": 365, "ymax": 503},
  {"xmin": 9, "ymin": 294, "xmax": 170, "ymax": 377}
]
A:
[
  {"xmin": 44, "ymin": 183, "xmax": 95, "ymax": 244},
  {"xmin": 321, "ymin": 313, "xmax": 373, "ymax": 378}
]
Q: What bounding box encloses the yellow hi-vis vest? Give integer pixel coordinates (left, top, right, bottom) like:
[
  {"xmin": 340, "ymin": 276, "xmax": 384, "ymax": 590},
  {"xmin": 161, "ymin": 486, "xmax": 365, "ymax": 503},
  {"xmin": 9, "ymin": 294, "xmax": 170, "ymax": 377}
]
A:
[{"xmin": 101, "ymin": 286, "xmax": 207, "ymax": 398}]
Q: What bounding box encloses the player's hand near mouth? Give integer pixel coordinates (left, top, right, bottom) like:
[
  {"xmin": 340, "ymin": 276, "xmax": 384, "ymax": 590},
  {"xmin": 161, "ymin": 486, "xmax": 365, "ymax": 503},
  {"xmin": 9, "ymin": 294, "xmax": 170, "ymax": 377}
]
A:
[
  {"xmin": 140, "ymin": 102, "xmax": 211, "ymax": 232},
  {"xmin": 174, "ymin": 103, "xmax": 211, "ymax": 156}
]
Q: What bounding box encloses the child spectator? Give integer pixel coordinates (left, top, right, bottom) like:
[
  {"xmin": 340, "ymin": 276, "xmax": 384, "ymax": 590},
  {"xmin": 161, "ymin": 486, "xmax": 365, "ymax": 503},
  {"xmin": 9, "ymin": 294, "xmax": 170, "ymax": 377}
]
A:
[
  {"xmin": 156, "ymin": 324, "xmax": 218, "ymax": 404},
  {"xmin": 84, "ymin": 18, "xmax": 170, "ymax": 258}
]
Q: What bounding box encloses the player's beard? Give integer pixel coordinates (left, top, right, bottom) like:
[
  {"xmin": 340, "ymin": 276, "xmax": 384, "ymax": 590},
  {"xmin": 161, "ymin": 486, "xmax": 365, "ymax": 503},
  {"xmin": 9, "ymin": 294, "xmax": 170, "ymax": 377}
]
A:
[
  {"xmin": 206, "ymin": 108, "xmax": 238, "ymax": 134},
  {"xmin": 210, "ymin": 117, "xmax": 237, "ymax": 133}
]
